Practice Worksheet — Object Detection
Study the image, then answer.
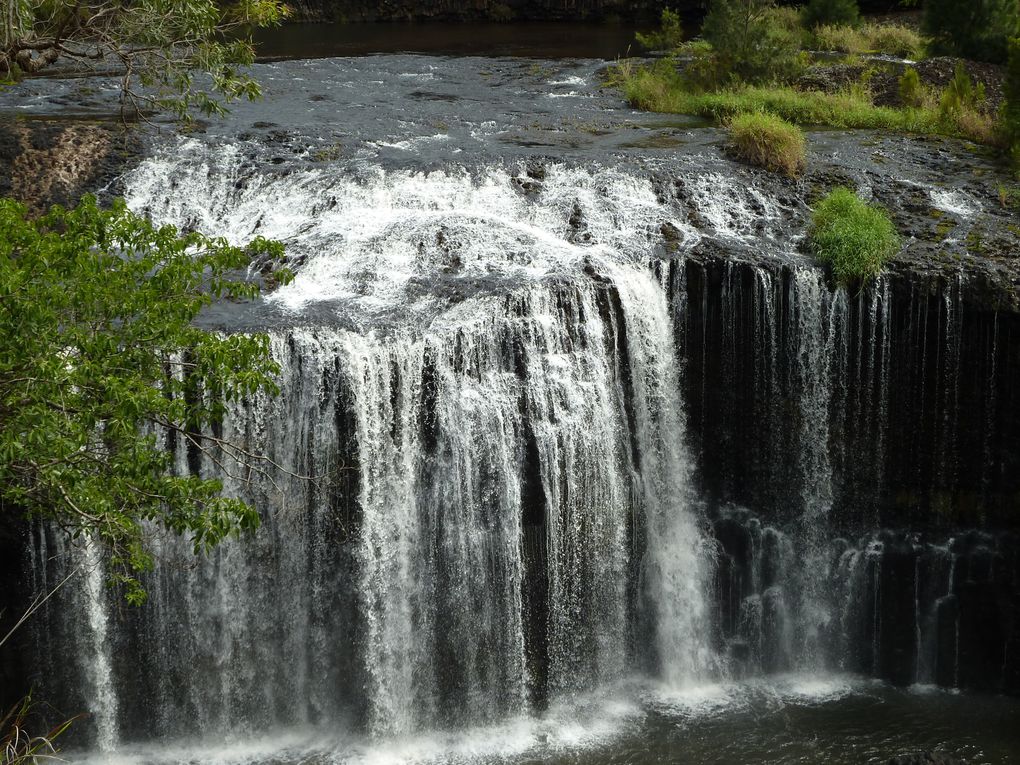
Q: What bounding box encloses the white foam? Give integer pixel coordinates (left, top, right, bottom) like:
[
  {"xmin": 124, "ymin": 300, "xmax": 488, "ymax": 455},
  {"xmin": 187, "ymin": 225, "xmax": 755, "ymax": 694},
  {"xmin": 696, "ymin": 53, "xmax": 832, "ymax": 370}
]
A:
[
  {"xmin": 645, "ymin": 673, "xmax": 864, "ymax": 719},
  {"xmin": 548, "ymin": 76, "xmax": 587, "ymax": 87},
  {"xmin": 372, "ymin": 133, "xmax": 452, "ymax": 151},
  {"xmin": 929, "ymin": 188, "xmax": 979, "ymax": 217},
  {"xmin": 684, "ymin": 172, "xmax": 788, "ymax": 247},
  {"xmin": 67, "ymin": 690, "xmax": 644, "ymax": 765},
  {"xmin": 122, "ymin": 139, "xmax": 698, "ymax": 321}
]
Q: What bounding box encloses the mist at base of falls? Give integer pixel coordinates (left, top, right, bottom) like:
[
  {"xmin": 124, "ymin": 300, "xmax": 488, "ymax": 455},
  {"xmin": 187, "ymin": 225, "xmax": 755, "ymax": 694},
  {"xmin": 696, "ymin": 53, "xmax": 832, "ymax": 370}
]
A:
[{"xmin": 8, "ymin": 51, "xmax": 1020, "ymax": 765}]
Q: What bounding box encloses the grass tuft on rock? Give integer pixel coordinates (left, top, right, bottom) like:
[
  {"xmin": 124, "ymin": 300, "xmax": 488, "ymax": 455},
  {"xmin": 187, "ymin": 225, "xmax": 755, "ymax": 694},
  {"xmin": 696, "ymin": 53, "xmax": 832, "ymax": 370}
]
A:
[
  {"xmin": 812, "ymin": 22, "xmax": 924, "ymax": 58},
  {"xmin": 728, "ymin": 112, "xmax": 806, "ymax": 177},
  {"xmin": 809, "ymin": 187, "xmax": 900, "ymax": 283}
]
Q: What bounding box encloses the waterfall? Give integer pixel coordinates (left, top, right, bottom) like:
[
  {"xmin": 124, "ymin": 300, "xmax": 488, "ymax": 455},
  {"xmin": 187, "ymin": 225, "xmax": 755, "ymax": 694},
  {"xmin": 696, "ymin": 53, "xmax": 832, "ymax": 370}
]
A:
[
  {"xmin": 612, "ymin": 265, "xmax": 712, "ymax": 686},
  {"xmin": 38, "ymin": 260, "xmax": 716, "ymax": 745},
  {"xmin": 79, "ymin": 541, "xmax": 119, "ymax": 752},
  {"xmin": 15, "ymin": 124, "xmax": 1020, "ymax": 754},
  {"xmin": 790, "ymin": 267, "xmax": 842, "ymax": 668}
]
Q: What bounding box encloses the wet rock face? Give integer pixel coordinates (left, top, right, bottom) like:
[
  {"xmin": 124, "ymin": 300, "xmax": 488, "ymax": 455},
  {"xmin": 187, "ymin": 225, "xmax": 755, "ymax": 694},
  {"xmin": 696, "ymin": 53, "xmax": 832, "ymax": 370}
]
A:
[
  {"xmin": 889, "ymin": 753, "xmax": 964, "ymax": 765},
  {"xmin": 676, "ymin": 255, "xmax": 1020, "ymax": 533},
  {"xmin": 0, "ymin": 518, "xmax": 29, "ymax": 711},
  {"xmin": 0, "ymin": 120, "xmax": 139, "ymax": 215},
  {"xmin": 712, "ymin": 512, "xmax": 1020, "ymax": 695}
]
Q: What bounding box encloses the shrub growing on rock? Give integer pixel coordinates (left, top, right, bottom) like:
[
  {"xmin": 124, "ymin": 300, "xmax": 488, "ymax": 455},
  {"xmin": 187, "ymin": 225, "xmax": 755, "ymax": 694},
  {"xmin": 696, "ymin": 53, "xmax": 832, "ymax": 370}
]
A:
[
  {"xmin": 728, "ymin": 112, "xmax": 806, "ymax": 177},
  {"xmin": 812, "ymin": 24, "xmax": 864, "ymax": 54},
  {"xmin": 864, "ymin": 23, "xmax": 924, "ymax": 59},
  {"xmin": 812, "ymin": 23, "xmax": 922, "ymax": 58},
  {"xmin": 802, "ymin": 0, "xmax": 860, "ymax": 30},
  {"xmin": 898, "ymin": 67, "xmax": 924, "ymax": 108},
  {"xmin": 809, "ymin": 187, "xmax": 900, "ymax": 284}
]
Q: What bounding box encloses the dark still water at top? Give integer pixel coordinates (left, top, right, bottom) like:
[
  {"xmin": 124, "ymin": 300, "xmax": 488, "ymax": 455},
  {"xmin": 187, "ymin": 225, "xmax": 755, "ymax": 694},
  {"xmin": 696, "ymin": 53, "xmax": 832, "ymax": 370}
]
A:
[{"xmin": 253, "ymin": 22, "xmax": 640, "ymax": 60}]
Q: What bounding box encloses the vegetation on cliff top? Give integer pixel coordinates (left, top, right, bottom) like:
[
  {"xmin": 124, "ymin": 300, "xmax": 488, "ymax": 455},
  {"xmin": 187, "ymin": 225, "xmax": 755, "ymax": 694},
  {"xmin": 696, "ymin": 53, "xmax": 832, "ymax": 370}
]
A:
[
  {"xmin": 620, "ymin": 0, "xmax": 1008, "ymax": 164},
  {"xmin": 727, "ymin": 112, "xmax": 806, "ymax": 177},
  {"xmin": 808, "ymin": 187, "xmax": 900, "ymax": 284}
]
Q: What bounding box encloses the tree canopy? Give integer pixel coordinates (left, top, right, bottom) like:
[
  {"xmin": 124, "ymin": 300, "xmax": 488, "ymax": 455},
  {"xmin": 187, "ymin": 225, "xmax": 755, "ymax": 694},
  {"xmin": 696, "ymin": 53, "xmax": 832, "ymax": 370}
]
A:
[
  {"xmin": 921, "ymin": 0, "xmax": 1018, "ymax": 64},
  {"xmin": 0, "ymin": 196, "xmax": 291, "ymax": 603},
  {"xmin": 1, "ymin": 0, "xmax": 289, "ymax": 118}
]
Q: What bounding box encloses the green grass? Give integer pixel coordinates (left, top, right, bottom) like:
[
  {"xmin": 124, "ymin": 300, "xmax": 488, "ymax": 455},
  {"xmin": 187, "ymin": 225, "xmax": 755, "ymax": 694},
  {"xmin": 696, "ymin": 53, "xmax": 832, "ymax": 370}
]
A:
[
  {"xmin": 728, "ymin": 112, "xmax": 806, "ymax": 177},
  {"xmin": 814, "ymin": 23, "xmax": 925, "ymax": 59},
  {"xmin": 611, "ymin": 59, "xmax": 999, "ymax": 146},
  {"xmin": 809, "ymin": 187, "xmax": 900, "ymax": 283}
]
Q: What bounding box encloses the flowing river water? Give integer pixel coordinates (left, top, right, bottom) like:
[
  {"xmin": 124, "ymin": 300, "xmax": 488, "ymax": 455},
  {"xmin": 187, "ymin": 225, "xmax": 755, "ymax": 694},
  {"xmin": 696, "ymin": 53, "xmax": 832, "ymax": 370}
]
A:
[{"xmin": 5, "ymin": 28, "xmax": 1020, "ymax": 765}]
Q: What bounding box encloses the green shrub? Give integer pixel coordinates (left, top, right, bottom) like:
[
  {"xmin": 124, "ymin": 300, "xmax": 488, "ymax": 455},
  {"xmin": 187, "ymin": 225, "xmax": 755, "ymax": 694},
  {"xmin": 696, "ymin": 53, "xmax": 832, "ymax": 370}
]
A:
[
  {"xmin": 1005, "ymin": 38, "xmax": 1020, "ymax": 169},
  {"xmin": 636, "ymin": 7, "xmax": 685, "ymax": 51},
  {"xmin": 863, "ymin": 23, "xmax": 925, "ymax": 59},
  {"xmin": 802, "ymin": 0, "xmax": 860, "ymax": 30},
  {"xmin": 813, "ymin": 24, "xmax": 865, "ymax": 53},
  {"xmin": 939, "ymin": 63, "xmax": 982, "ymax": 118},
  {"xmin": 923, "ymin": 0, "xmax": 1018, "ymax": 64},
  {"xmin": 809, "ymin": 187, "xmax": 900, "ymax": 284},
  {"xmin": 728, "ymin": 112, "xmax": 807, "ymax": 177},
  {"xmin": 769, "ymin": 5, "xmax": 807, "ymax": 34},
  {"xmin": 898, "ymin": 67, "xmax": 924, "ymax": 108},
  {"xmin": 702, "ymin": 0, "xmax": 804, "ymax": 85},
  {"xmin": 812, "ymin": 23, "xmax": 922, "ymax": 58},
  {"xmin": 611, "ymin": 59, "xmax": 999, "ymax": 147}
]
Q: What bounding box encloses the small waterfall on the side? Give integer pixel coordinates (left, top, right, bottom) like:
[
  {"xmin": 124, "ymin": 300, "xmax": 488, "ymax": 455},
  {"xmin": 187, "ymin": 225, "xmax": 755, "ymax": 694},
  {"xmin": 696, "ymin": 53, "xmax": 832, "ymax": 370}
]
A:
[
  {"xmin": 613, "ymin": 265, "xmax": 712, "ymax": 687},
  {"xmin": 790, "ymin": 267, "xmax": 841, "ymax": 668},
  {"xmin": 79, "ymin": 541, "xmax": 119, "ymax": 752}
]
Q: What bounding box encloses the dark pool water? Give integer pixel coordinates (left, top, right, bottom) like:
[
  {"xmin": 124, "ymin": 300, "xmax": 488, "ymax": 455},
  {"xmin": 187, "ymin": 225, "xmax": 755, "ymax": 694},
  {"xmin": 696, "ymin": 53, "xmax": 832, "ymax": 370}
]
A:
[{"xmin": 71, "ymin": 677, "xmax": 1019, "ymax": 764}]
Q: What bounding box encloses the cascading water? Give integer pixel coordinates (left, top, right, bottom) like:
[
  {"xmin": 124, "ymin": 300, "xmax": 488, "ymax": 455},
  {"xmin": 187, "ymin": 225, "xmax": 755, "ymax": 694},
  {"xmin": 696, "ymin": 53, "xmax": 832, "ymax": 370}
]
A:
[{"xmin": 10, "ymin": 53, "xmax": 1020, "ymax": 762}]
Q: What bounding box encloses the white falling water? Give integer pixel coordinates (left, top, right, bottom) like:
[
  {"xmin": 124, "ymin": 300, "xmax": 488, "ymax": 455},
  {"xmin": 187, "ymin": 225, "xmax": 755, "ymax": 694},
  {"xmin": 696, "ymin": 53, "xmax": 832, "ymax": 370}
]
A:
[
  {"xmin": 790, "ymin": 267, "xmax": 844, "ymax": 667},
  {"xmin": 47, "ymin": 134, "xmax": 884, "ymax": 750},
  {"xmin": 79, "ymin": 540, "xmax": 119, "ymax": 752},
  {"xmin": 611, "ymin": 265, "xmax": 713, "ymax": 686}
]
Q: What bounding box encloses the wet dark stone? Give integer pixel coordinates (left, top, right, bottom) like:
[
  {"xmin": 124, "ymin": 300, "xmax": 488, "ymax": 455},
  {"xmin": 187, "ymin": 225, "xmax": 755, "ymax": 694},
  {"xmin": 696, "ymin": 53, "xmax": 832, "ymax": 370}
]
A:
[{"xmin": 888, "ymin": 753, "xmax": 963, "ymax": 765}]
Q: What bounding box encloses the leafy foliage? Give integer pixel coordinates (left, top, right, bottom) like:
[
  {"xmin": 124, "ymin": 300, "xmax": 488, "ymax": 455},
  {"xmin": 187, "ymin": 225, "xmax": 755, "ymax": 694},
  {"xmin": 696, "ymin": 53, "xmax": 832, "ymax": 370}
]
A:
[
  {"xmin": 701, "ymin": 0, "xmax": 805, "ymax": 85},
  {"xmin": 939, "ymin": 63, "xmax": 985, "ymax": 119},
  {"xmin": 802, "ymin": 0, "xmax": 860, "ymax": 30},
  {"xmin": 0, "ymin": 0, "xmax": 290, "ymax": 118},
  {"xmin": 1, "ymin": 694, "xmax": 75, "ymax": 764},
  {"xmin": 898, "ymin": 67, "xmax": 924, "ymax": 108},
  {"xmin": 727, "ymin": 112, "xmax": 806, "ymax": 177},
  {"xmin": 0, "ymin": 196, "xmax": 291, "ymax": 603},
  {"xmin": 1003, "ymin": 37, "xmax": 1020, "ymax": 170},
  {"xmin": 635, "ymin": 7, "xmax": 684, "ymax": 51},
  {"xmin": 809, "ymin": 187, "xmax": 900, "ymax": 284},
  {"xmin": 922, "ymin": 0, "xmax": 1018, "ymax": 64}
]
